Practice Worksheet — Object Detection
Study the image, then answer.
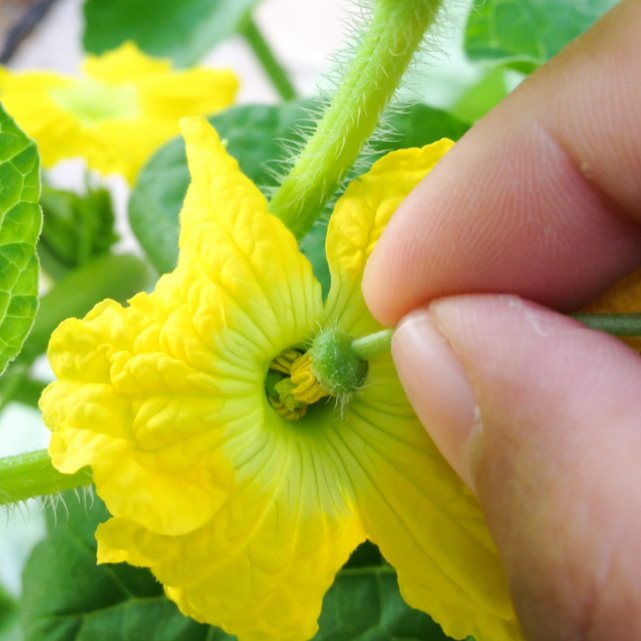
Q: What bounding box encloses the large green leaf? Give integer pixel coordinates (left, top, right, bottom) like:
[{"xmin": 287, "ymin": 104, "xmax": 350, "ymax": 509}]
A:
[
  {"xmin": 129, "ymin": 102, "xmax": 468, "ymax": 296},
  {"xmin": 83, "ymin": 0, "xmax": 261, "ymax": 67},
  {"xmin": 0, "ymin": 103, "xmax": 42, "ymax": 375},
  {"xmin": 129, "ymin": 101, "xmax": 311, "ymax": 276},
  {"xmin": 21, "ymin": 491, "xmax": 454, "ymax": 641},
  {"xmin": 465, "ymin": 0, "xmax": 619, "ymax": 70}
]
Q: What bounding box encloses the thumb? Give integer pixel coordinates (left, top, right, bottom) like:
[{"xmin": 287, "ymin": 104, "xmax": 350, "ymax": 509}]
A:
[{"xmin": 393, "ymin": 295, "xmax": 641, "ymax": 641}]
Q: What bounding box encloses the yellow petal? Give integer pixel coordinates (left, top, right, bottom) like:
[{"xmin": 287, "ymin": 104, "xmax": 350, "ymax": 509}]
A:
[
  {"xmin": 96, "ymin": 403, "xmax": 366, "ymax": 641},
  {"xmin": 341, "ymin": 354, "xmax": 523, "ymax": 641},
  {"xmin": 82, "ymin": 41, "xmax": 171, "ymax": 82},
  {"xmin": 178, "ymin": 116, "xmax": 323, "ymax": 360},
  {"xmin": 582, "ymin": 267, "xmax": 641, "ymax": 351},
  {"xmin": 40, "ymin": 266, "xmax": 242, "ymax": 536},
  {"xmin": 323, "ymin": 142, "xmax": 454, "ymax": 336}
]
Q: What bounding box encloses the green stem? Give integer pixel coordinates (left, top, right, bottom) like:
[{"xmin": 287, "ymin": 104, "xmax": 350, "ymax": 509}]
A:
[
  {"xmin": 572, "ymin": 313, "xmax": 641, "ymax": 336},
  {"xmin": 351, "ymin": 328, "xmax": 394, "ymax": 361},
  {"xmin": 0, "ymin": 450, "xmax": 92, "ymax": 506},
  {"xmin": 240, "ymin": 16, "xmax": 297, "ymax": 102},
  {"xmin": 269, "ymin": 0, "xmax": 443, "ymax": 239}
]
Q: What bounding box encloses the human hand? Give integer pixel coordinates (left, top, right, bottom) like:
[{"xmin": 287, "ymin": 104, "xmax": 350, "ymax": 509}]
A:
[{"xmin": 363, "ymin": 1, "xmax": 641, "ymax": 639}]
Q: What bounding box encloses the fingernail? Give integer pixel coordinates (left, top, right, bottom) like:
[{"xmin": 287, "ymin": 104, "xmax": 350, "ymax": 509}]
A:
[{"xmin": 392, "ymin": 310, "xmax": 477, "ymax": 488}]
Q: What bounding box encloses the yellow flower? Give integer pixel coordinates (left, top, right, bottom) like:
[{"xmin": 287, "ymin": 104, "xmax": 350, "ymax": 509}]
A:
[
  {"xmin": 0, "ymin": 42, "xmax": 237, "ymax": 183},
  {"xmin": 39, "ymin": 117, "xmax": 523, "ymax": 641}
]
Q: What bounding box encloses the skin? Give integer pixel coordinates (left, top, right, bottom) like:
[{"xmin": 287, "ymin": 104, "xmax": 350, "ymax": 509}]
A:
[{"xmin": 362, "ymin": 1, "xmax": 641, "ymax": 639}]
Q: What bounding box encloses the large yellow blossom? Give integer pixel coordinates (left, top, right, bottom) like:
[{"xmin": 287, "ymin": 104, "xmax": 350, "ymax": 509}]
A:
[
  {"xmin": 39, "ymin": 116, "xmax": 523, "ymax": 641},
  {"xmin": 0, "ymin": 43, "xmax": 237, "ymax": 183}
]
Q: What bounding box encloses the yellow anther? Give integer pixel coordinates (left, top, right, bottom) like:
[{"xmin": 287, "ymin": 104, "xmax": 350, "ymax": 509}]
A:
[
  {"xmin": 269, "ymin": 349, "xmax": 302, "ymax": 375},
  {"xmin": 269, "ymin": 397, "xmax": 308, "ymax": 420},
  {"xmin": 290, "ymin": 352, "xmax": 332, "ymax": 405}
]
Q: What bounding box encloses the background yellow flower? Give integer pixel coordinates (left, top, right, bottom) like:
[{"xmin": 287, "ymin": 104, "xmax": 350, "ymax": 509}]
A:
[{"xmin": 0, "ymin": 42, "xmax": 238, "ymax": 183}]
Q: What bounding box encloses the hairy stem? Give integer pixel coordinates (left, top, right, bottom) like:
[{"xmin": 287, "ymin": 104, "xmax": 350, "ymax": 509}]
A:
[
  {"xmin": 269, "ymin": 0, "xmax": 443, "ymax": 238},
  {"xmin": 0, "ymin": 450, "xmax": 92, "ymax": 506},
  {"xmin": 240, "ymin": 16, "xmax": 297, "ymax": 102}
]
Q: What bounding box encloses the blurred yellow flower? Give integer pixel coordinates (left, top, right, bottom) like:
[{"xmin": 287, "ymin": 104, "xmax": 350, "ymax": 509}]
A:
[
  {"xmin": 0, "ymin": 42, "xmax": 237, "ymax": 183},
  {"xmin": 40, "ymin": 117, "xmax": 522, "ymax": 641}
]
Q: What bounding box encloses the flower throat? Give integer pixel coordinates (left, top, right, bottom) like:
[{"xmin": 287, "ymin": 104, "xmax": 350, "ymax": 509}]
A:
[{"xmin": 265, "ymin": 328, "xmax": 370, "ymax": 420}]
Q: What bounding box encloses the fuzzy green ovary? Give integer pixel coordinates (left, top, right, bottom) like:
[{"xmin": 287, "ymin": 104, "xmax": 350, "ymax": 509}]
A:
[
  {"xmin": 50, "ymin": 79, "xmax": 140, "ymax": 126},
  {"xmin": 269, "ymin": 0, "xmax": 443, "ymax": 239}
]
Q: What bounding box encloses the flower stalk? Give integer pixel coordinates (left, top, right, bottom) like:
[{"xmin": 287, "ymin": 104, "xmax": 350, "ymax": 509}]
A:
[
  {"xmin": 351, "ymin": 328, "xmax": 394, "ymax": 361},
  {"xmin": 0, "ymin": 450, "xmax": 92, "ymax": 506},
  {"xmin": 269, "ymin": 0, "xmax": 444, "ymax": 238}
]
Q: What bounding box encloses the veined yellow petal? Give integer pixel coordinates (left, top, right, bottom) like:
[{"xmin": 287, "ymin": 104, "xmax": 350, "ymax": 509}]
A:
[
  {"xmin": 582, "ymin": 267, "xmax": 641, "ymax": 351},
  {"xmin": 335, "ymin": 353, "xmax": 523, "ymax": 641},
  {"xmin": 323, "ymin": 142, "xmax": 453, "ymax": 336},
  {"xmin": 96, "ymin": 403, "xmax": 366, "ymax": 641},
  {"xmin": 178, "ymin": 116, "xmax": 323, "ymax": 361},
  {"xmin": 40, "ymin": 266, "xmax": 245, "ymax": 536}
]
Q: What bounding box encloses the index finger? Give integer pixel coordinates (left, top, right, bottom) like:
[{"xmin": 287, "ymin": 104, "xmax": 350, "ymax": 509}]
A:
[{"xmin": 363, "ymin": 0, "xmax": 641, "ymax": 327}]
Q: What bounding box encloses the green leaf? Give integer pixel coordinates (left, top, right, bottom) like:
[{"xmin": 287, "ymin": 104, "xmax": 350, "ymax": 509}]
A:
[
  {"xmin": 39, "ymin": 184, "xmax": 118, "ymax": 280},
  {"xmin": 129, "ymin": 101, "xmax": 468, "ymax": 298},
  {"xmin": 129, "ymin": 101, "xmax": 312, "ymax": 276},
  {"xmin": 83, "ymin": 0, "xmax": 262, "ymax": 67},
  {"xmin": 465, "ymin": 0, "xmax": 619, "ymax": 69},
  {"xmin": 314, "ymin": 569, "xmax": 457, "ymax": 641},
  {"xmin": 0, "ymin": 102, "xmax": 42, "ymax": 376},
  {"xmin": 21, "ymin": 490, "xmax": 456, "ymax": 641}
]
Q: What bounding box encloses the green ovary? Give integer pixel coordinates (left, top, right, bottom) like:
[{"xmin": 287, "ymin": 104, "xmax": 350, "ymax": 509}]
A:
[{"xmin": 50, "ymin": 79, "xmax": 140, "ymax": 126}]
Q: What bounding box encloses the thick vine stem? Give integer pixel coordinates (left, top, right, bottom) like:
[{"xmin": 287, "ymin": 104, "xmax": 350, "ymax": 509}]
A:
[
  {"xmin": 269, "ymin": 0, "xmax": 443, "ymax": 239},
  {"xmin": 0, "ymin": 449, "xmax": 92, "ymax": 506}
]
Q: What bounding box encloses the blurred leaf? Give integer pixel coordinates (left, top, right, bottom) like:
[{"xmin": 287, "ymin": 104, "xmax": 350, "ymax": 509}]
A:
[
  {"xmin": 21, "ymin": 491, "xmax": 456, "ymax": 641},
  {"xmin": 465, "ymin": 0, "xmax": 619, "ymax": 69},
  {"xmin": 130, "ymin": 102, "xmax": 468, "ymax": 298},
  {"xmin": 129, "ymin": 101, "xmax": 311, "ymax": 276},
  {"xmin": 0, "ymin": 585, "xmax": 17, "ymax": 639},
  {"xmin": 0, "ymin": 102, "xmax": 42, "ymax": 375},
  {"xmin": 39, "ymin": 184, "xmax": 118, "ymax": 280},
  {"xmin": 450, "ymin": 67, "xmax": 509, "ymax": 124},
  {"xmin": 83, "ymin": 0, "xmax": 262, "ymax": 67}
]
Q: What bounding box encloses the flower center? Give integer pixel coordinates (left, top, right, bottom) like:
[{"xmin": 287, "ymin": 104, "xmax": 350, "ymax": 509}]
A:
[
  {"xmin": 265, "ymin": 329, "xmax": 370, "ymax": 421},
  {"xmin": 266, "ymin": 349, "xmax": 333, "ymax": 420},
  {"xmin": 49, "ymin": 79, "xmax": 140, "ymax": 126}
]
